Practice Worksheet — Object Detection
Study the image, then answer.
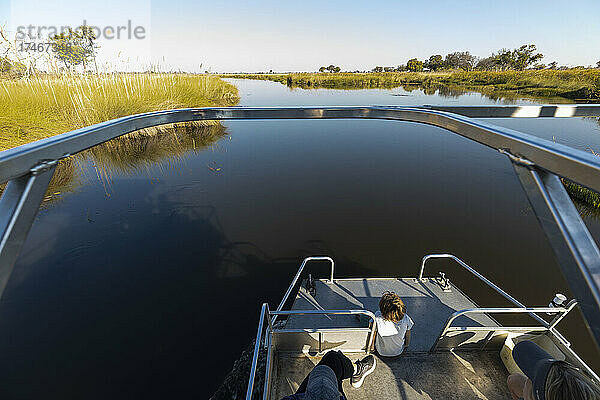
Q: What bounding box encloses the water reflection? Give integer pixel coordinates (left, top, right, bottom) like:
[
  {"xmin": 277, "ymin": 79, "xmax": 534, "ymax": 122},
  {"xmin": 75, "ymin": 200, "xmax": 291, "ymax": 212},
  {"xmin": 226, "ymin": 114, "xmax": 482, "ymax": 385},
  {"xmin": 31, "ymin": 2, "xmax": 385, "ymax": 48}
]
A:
[{"xmin": 5, "ymin": 122, "xmax": 230, "ymax": 204}]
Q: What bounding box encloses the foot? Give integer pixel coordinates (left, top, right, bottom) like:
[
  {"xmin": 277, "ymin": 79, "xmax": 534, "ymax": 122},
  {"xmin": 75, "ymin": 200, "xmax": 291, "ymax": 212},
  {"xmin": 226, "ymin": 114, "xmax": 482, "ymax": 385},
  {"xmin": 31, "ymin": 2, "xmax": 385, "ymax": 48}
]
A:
[{"xmin": 351, "ymin": 354, "xmax": 376, "ymax": 388}]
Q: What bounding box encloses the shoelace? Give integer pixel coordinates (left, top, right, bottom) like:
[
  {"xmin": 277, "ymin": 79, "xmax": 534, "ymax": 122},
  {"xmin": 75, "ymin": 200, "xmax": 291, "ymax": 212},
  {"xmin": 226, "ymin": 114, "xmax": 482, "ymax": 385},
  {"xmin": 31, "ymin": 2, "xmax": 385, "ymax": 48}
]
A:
[{"xmin": 355, "ymin": 361, "xmax": 365, "ymax": 375}]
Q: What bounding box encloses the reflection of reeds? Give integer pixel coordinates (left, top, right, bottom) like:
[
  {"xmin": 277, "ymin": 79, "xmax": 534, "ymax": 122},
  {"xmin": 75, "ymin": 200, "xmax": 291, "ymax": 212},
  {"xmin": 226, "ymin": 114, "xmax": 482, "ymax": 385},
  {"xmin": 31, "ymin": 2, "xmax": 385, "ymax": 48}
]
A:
[
  {"xmin": 85, "ymin": 121, "xmax": 228, "ymax": 175},
  {"xmin": 0, "ymin": 122, "xmax": 230, "ymax": 204},
  {"xmin": 0, "ymin": 157, "xmax": 82, "ymax": 206},
  {"xmin": 563, "ymin": 179, "xmax": 600, "ymax": 208},
  {"xmin": 0, "ymin": 73, "xmax": 239, "ymax": 151}
]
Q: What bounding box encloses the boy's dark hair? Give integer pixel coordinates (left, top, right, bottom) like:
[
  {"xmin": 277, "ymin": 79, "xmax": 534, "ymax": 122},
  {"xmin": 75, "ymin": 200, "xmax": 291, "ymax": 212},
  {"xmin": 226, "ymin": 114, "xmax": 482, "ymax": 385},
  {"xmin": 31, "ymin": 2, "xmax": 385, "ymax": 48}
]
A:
[
  {"xmin": 546, "ymin": 362, "xmax": 600, "ymax": 400},
  {"xmin": 379, "ymin": 291, "xmax": 406, "ymax": 323}
]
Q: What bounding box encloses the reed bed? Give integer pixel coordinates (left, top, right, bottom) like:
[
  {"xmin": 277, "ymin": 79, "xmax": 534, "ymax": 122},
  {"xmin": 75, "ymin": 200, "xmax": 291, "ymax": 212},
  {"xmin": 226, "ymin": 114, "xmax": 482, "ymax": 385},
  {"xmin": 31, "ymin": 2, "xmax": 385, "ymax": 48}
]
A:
[{"xmin": 0, "ymin": 73, "xmax": 239, "ymax": 151}]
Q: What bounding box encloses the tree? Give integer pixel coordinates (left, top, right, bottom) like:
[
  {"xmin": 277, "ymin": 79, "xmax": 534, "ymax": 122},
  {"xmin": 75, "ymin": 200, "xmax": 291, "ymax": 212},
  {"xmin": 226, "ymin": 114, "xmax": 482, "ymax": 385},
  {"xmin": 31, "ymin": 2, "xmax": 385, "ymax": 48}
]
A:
[
  {"xmin": 511, "ymin": 44, "xmax": 543, "ymax": 70},
  {"xmin": 383, "ymin": 66, "xmax": 394, "ymax": 72},
  {"xmin": 372, "ymin": 66, "xmax": 383, "ymax": 73},
  {"xmin": 319, "ymin": 66, "xmax": 326, "ymax": 73},
  {"xmin": 444, "ymin": 51, "xmax": 478, "ymax": 71},
  {"xmin": 50, "ymin": 27, "xmax": 97, "ymax": 71},
  {"xmin": 406, "ymin": 58, "xmax": 424, "ymax": 72},
  {"xmin": 493, "ymin": 48, "xmax": 514, "ymax": 70},
  {"xmin": 491, "ymin": 44, "xmax": 544, "ymax": 70},
  {"xmin": 475, "ymin": 56, "xmax": 498, "ymax": 71},
  {"xmin": 77, "ymin": 25, "xmax": 98, "ymax": 73},
  {"xmin": 596, "ymin": 61, "xmax": 600, "ymax": 69},
  {"xmin": 425, "ymin": 54, "xmax": 444, "ymax": 71},
  {"xmin": 325, "ymin": 64, "xmax": 340, "ymax": 73},
  {"xmin": 548, "ymin": 61, "xmax": 558, "ymax": 70}
]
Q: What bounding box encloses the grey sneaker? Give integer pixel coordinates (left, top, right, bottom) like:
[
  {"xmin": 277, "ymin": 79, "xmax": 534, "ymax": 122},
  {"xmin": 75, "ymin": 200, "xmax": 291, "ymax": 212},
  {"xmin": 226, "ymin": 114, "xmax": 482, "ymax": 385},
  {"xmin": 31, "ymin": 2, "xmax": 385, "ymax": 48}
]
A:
[{"xmin": 351, "ymin": 354, "xmax": 376, "ymax": 388}]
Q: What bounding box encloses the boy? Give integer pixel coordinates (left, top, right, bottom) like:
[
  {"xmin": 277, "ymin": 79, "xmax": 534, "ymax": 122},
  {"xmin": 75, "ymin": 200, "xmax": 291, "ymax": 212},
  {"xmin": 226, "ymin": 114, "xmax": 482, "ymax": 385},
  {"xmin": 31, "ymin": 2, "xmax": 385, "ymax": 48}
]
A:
[{"xmin": 373, "ymin": 291, "xmax": 414, "ymax": 357}]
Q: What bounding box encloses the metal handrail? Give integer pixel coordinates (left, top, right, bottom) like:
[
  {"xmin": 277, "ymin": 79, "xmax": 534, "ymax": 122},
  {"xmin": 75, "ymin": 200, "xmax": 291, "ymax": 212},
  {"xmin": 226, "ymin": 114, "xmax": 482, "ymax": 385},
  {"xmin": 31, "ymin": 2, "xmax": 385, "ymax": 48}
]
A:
[
  {"xmin": 3, "ymin": 106, "xmax": 600, "ymax": 189},
  {"xmin": 419, "ymin": 254, "xmax": 549, "ymax": 327},
  {"xmin": 247, "ymin": 306, "xmax": 376, "ymax": 400},
  {"xmin": 1, "ymin": 105, "xmax": 600, "ymax": 347},
  {"xmin": 430, "ymin": 306, "xmax": 574, "ymax": 352},
  {"xmin": 246, "ymin": 303, "xmax": 272, "ymax": 400},
  {"xmin": 273, "ymin": 257, "xmax": 334, "ymax": 324},
  {"xmin": 271, "ymin": 308, "xmax": 377, "ymax": 354}
]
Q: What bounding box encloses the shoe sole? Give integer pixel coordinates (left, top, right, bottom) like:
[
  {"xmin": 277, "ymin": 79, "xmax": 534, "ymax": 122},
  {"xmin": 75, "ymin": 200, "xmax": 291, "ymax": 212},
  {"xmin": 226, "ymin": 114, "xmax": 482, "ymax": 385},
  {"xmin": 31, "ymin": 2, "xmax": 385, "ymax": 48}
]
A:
[{"xmin": 351, "ymin": 358, "xmax": 376, "ymax": 388}]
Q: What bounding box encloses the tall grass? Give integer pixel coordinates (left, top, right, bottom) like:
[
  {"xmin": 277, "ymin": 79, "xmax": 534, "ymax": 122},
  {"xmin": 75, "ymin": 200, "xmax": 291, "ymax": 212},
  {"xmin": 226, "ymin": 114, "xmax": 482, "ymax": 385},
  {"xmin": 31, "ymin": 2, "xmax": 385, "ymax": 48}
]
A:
[
  {"xmin": 0, "ymin": 73, "xmax": 239, "ymax": 151},
  {"xmin": 225, "ymin": 70, "xmax": 600, "ymax": 100}
]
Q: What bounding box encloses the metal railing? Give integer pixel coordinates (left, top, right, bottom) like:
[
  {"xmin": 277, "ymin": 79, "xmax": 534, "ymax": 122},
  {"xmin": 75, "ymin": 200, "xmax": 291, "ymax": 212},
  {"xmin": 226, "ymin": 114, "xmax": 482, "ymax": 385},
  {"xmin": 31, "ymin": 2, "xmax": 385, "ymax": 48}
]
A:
[
  {"xmin": 430, "ymin": 306, "xmax": 573, "ymax": 350},
  {"xmin": 271, "ymin": 309, "xmax": 377, "ymax": 353},
  {"xmin": 246, "ymin": 303, "xmax": 272, "ymax": 400},
  {"xmin": 420, "ymin": 255, "xmax": 600, "ymax": 380},
  {"xmin": 246, "ymin": 304, "xmax": 376, "ymax": 400},
  {"xmin": 420, "ymin": 254, "xmax": 577, "ymax": 345},
  {"xmin": 429, "ymin": 302, "xmax": 600, "ymax": 383},
  {"xmin": 419, "ymin": 254, "xmax": 550, "ymax": 326},
  {"xmin": 274, "ymin": 256, "xmax": 334, "ymax": 322},
  {"xmin": 2, "ymin": 105, "xmax": 600, "ymax": 348}
]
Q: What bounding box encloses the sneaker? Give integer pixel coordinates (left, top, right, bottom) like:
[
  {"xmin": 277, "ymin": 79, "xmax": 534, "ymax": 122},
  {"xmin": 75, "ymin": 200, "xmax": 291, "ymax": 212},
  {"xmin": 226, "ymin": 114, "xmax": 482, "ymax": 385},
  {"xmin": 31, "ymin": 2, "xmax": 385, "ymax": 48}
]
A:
[{"xmin": 351, "ymin": 354, "xmax": 376, "ymax": 388}]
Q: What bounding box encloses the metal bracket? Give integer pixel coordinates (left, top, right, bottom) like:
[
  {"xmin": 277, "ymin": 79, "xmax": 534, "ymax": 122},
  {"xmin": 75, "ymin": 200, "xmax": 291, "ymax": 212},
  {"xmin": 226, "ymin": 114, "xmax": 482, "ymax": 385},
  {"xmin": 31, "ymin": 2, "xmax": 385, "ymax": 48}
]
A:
[
  {"xmin": 499, "ymin": 148, "xmax": 535, "ymax": 167},
  {"xmin": 29, "ymin": 154, "xmax": 70, "ymax": 176}
]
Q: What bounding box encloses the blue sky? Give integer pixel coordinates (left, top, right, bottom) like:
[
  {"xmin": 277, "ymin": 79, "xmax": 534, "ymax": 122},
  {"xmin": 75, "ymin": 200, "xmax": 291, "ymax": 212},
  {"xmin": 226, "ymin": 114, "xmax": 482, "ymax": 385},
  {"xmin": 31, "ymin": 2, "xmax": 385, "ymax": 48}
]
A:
[{"xmin": 1, "ymin": 0, "xmax": 599, "ymax": 72}]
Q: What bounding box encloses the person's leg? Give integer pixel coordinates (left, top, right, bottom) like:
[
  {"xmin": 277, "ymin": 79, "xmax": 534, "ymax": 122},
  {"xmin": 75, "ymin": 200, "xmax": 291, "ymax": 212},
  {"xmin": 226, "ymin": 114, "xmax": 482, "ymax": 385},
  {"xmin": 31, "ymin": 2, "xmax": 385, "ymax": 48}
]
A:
[
  {"xmin": 507, "ymin": 373, "xmax": 535, "ymax": 400},
  {"xmin": 296, "ymin": 351, "xmax": 354, "ymax": 394},
  {"xmin": 318, "ymin": 350, "xmax": 355, "ymax": 384}
]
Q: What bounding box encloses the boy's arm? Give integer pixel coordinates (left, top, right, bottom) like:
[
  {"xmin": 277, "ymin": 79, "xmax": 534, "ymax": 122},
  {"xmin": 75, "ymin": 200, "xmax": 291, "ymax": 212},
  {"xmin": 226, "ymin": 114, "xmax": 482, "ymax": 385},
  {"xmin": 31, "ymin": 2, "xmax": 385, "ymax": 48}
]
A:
[{"xmin": 404, "ymin": 329, "xmax": 411, "ymax": 348}]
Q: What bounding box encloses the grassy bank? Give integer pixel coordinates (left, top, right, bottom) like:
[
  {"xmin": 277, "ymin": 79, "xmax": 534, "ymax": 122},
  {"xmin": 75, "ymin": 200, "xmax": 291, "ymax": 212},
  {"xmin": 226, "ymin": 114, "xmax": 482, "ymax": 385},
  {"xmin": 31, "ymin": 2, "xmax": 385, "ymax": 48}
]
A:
[
  {"xmin": 0, "ymin": 73, "xmax": 239, "ymax": 152},
  {"xmin": 224, "ymin": 70, "xmax": 600, "ymax": 100}
]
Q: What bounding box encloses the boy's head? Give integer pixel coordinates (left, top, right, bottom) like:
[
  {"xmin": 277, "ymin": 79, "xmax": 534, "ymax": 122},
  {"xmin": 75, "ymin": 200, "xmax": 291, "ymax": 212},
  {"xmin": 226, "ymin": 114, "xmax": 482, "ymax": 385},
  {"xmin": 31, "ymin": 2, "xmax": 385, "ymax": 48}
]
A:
[{"xmin": 379, "ymin": 291, "xmax": 406, "ymax": 323}]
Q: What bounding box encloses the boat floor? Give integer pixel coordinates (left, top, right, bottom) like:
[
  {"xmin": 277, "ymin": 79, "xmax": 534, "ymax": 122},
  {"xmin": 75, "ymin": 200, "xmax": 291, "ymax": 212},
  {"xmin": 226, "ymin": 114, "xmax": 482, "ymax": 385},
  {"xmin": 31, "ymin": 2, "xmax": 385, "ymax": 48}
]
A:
[
  {"xmin": 285, "ymin": 278, "xmax": 499, "ymax": 352},
  {"xmin": 272, "ymin": 351, "xmax": 512, "ymax": 400}
]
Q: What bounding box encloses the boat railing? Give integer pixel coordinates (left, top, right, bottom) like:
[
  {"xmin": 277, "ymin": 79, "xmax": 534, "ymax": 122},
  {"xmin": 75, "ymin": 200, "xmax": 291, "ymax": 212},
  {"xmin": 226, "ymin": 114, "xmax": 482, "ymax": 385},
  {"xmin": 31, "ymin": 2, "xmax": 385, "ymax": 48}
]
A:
[
  {"xmin": 246, "ymin": 304, "xmax": 376, "ymax": 400},
  {"xmin": 419, "ymin": 254, "xmax": 552, "ymax": 326},
  {"xmin": 431, "ymin": 305, "xmax": 574, "ymax": 350},
  {"xmin": 430, "ymin": 303, "xmax": 600, "ymax": 383},
  {"xmin": 273, "ymin": 256, "xmax": 334, "ymax": 324},
  {"xmin": 2, "ymin": 105, "xmax": 600, "ymax": 348}
]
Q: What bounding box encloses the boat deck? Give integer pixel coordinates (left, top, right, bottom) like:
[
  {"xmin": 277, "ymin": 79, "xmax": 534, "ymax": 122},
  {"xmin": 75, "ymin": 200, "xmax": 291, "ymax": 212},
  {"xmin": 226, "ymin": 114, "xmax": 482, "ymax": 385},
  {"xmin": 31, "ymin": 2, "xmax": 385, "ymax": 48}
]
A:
[
  {"xmin": 270, "ymin": 277, "xmax": 511, "ymax": 399},
  {"xmin": 272, "ymin": 351, "xmax": 512, "ymax": 400},
  {"xmin": 285, "ymin": 277, "xmax": 500, "ymax": 352}
]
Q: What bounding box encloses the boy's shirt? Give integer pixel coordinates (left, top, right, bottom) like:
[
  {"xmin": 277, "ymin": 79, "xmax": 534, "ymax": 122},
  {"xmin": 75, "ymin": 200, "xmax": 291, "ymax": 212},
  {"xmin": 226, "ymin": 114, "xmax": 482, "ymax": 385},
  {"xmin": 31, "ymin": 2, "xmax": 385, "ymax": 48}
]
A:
[{"xmin": 374, "ymin": 311, "xmax": 414, "ymax": 357}]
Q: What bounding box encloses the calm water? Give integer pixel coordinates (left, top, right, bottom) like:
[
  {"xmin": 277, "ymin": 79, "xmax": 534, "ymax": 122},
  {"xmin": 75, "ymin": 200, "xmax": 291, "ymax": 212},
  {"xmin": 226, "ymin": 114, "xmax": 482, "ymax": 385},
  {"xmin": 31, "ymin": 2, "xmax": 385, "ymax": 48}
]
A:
[{"xmin": 1, "ymin": 79, "xmax": 600, "ymax": 399}]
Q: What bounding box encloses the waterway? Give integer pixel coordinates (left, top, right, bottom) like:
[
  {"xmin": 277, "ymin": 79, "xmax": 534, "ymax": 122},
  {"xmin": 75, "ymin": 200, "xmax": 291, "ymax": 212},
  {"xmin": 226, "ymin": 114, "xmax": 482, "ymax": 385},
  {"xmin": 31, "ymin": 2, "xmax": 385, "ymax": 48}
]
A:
[{"xmin": 1, "ymin": 79, "xmax": 599, "ymax": 399}]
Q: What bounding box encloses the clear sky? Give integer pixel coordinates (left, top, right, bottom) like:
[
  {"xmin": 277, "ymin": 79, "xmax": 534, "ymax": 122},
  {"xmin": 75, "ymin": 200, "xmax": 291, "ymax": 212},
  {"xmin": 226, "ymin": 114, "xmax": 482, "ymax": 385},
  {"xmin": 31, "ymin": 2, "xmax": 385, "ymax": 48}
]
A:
[{"xmin": 1, "ymin": 0, "xmax": 599, "ymax": 72}]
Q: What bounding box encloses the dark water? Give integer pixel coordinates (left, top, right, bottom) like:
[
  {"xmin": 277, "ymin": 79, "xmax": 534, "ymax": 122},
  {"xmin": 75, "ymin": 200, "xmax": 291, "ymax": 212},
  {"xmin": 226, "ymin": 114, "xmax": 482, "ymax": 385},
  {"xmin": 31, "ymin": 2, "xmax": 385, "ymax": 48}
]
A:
[{"xmin": 1, "ymin": 79, "xmax": 599, "ymax": 399}]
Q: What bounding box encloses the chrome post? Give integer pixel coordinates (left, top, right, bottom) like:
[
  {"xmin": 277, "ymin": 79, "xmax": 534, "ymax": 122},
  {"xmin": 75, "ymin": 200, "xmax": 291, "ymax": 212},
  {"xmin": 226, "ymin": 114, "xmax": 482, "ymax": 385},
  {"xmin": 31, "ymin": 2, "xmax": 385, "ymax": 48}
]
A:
[
  {"xmin": 247, "ymin": 303, "xmax": 268, "ymax": 400},
  {"xmin": 549, "ymin": 299, "xmax": 578, "ymax": 330},
  {"xmin": 512, "ymin": 164, "xmax": 600, "ymax": 350},
  {"xmin": 0, "ymin": 166, "xmax": 56, "ymax": 299},
  {"xmin": 262, "ymin": 316, "xmax": 273, "ymax": 400}
]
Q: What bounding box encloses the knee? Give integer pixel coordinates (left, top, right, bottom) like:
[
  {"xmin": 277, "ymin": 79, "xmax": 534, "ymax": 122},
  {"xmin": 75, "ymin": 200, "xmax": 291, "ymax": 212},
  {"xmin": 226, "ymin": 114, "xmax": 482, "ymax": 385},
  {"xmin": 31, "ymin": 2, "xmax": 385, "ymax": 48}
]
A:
[{"xmin": 507, "ymin": 373, "xmax": 526, "ymax": 398}]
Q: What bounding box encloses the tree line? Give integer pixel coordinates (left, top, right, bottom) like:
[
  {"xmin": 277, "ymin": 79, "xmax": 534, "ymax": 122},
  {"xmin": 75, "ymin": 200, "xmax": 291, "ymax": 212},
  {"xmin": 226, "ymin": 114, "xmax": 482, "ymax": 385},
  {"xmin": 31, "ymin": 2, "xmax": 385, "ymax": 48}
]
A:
[{"xmin": 318, "ymin": 45, "xmax": 600, "ymax": 73}]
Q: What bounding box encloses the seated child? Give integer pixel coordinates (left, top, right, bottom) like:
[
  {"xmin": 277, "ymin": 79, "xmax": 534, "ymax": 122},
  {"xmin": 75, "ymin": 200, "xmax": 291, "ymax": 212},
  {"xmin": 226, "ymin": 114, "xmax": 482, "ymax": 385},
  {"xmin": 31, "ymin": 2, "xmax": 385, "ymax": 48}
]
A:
[{"xmin": 373, "ymin": 291, "xmax": 414, "ymax": 357}]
